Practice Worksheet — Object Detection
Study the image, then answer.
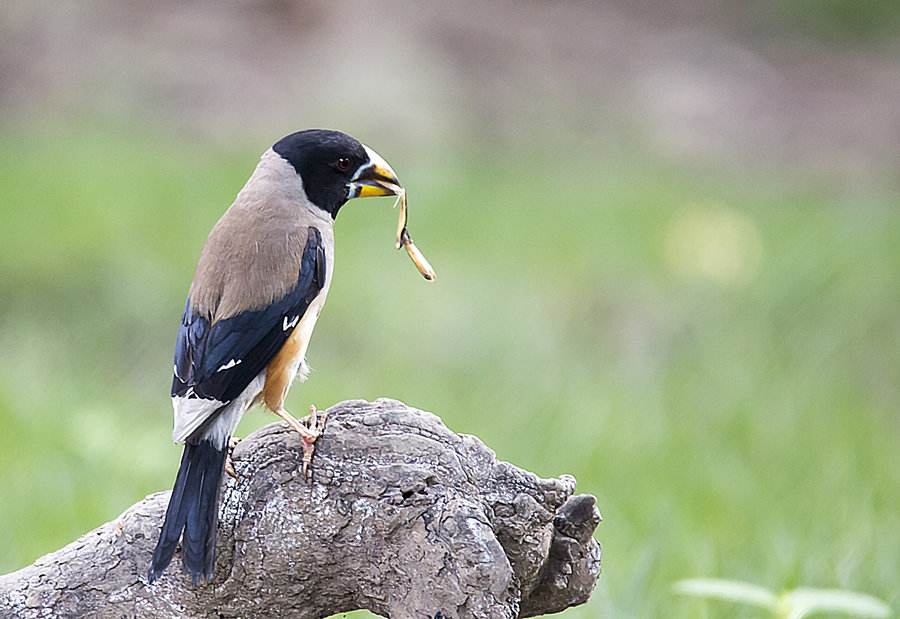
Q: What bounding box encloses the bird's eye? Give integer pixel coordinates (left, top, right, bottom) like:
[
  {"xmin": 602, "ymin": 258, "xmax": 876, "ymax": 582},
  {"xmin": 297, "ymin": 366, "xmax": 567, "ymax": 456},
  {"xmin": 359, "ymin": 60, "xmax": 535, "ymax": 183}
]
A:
[{"xmin": 334, "ymin": 157, "xmax": 351, "ymax": 172}]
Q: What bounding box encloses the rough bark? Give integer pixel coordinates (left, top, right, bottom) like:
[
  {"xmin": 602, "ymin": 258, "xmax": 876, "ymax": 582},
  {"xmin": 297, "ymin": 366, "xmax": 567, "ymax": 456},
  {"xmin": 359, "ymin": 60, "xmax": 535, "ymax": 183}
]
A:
[{"xmin": 0, "ymin": 399, "xmax": 602, "ymax": 618}]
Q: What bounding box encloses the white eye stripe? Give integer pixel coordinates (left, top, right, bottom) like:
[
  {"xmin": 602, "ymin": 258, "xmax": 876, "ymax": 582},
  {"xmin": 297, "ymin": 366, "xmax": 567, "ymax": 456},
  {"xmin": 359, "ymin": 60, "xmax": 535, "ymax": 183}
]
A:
[
  {"xmin": 283, "ymin": 315, "xmax": 300, "ymax": 331},
  {"xmin": 350, "ymin": 144, "xmax": 398, "ymax": 182}
]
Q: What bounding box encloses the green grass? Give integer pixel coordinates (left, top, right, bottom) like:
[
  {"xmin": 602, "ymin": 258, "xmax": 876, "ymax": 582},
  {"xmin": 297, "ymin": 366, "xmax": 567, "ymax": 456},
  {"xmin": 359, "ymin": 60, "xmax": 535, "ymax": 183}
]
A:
[{"xmin": 0, "ymin": 124, "xmax": 897, "ymax": 617}]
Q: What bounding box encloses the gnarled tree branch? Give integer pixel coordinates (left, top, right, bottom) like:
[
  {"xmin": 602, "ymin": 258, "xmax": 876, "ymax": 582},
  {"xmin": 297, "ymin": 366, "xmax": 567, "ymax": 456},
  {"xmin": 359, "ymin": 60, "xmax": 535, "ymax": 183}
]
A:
[{"xmin": 0, "ymin": 399, "xmax": 601, "ymax": 618}]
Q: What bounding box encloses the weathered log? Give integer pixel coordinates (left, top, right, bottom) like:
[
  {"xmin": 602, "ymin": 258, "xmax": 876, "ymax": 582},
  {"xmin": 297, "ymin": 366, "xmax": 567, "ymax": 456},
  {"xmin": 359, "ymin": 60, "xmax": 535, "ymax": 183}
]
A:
[{"xmin": 0, "ymin": 399, "xmax": 601, "ymax": 618}]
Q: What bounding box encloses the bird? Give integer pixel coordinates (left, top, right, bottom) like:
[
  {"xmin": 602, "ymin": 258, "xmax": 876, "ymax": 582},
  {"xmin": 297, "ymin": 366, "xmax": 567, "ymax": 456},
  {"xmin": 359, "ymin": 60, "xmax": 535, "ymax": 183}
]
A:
[{"xmin": 147, "ymin": 129, "xmax": 404, "ymax": 584}]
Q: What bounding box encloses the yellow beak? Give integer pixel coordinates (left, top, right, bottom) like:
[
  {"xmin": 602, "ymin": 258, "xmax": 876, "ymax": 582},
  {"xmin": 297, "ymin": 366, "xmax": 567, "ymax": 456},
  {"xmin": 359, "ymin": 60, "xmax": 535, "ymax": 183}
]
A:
[{"xmin": 347, "ymin": 144, "xmax": 402, "ymax": 199}]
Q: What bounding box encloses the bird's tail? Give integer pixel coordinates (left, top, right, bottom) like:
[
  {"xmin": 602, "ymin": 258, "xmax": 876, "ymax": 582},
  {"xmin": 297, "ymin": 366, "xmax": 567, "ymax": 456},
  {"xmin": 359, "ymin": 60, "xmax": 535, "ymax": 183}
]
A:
[{"xmin": 147, "ymin": 438, "xmax": 228, "ymax": 584}]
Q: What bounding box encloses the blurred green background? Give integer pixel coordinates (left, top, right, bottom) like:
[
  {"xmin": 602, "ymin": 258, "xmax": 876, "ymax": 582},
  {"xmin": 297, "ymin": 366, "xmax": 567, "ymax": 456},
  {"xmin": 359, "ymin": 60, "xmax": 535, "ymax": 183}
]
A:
[{"xmin": 1, "ymin": 2, "xmax": 898, "ymax": 617}]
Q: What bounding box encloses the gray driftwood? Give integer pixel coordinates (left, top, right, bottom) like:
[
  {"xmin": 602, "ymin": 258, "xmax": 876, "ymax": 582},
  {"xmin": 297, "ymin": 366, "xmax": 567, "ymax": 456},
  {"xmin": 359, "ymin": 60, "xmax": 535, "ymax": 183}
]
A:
[{"xmin": 0, "ymin": 399, "xmax": 601, "ymax": 618}]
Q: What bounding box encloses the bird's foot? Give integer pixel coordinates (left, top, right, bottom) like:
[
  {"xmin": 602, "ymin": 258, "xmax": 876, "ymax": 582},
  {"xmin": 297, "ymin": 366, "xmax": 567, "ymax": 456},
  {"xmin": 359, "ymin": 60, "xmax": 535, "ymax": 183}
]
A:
[
  {"xmin": 273, "ymin": 406, "xmax": 328, "ymax": 481},
  {"xmin": 302, "ymin": 404, "xmax": 329, "ymax": 432},
  {"xmin": 225, "ymin": 436, "xmax": 242, "ymax": 480},
  {"xmin": 300, "ymin": 405, "xmax": 329, "ymax": 480}
]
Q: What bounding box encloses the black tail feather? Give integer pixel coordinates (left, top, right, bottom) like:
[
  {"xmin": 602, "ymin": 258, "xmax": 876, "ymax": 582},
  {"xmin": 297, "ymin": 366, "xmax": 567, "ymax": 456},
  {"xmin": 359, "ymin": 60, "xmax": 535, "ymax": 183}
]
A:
[{"xmin": 148, "ymin": 439, "xmax": 228, "ymax": 584}]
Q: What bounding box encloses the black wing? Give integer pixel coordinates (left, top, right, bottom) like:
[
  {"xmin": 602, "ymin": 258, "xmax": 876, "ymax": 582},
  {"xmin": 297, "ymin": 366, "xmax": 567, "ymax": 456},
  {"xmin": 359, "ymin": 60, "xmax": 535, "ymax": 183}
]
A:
[{"xmin": 171, "ymin": 227, "xmax": 326, "ymax": 407}]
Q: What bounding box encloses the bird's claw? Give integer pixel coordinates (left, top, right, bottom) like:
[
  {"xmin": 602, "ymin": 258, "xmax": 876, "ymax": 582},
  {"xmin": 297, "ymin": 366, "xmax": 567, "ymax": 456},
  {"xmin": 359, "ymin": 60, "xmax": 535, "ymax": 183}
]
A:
[
  {"xmin": 272, "ymin": 406, "xmax": 329, "ymax": 480},
  {"xmin": 300, "ymin": 405, "xmax": 329, "ymax": 481},
  {"xmin": 225, "ymin": 436, "xmax": 242, "ymax": 480}
]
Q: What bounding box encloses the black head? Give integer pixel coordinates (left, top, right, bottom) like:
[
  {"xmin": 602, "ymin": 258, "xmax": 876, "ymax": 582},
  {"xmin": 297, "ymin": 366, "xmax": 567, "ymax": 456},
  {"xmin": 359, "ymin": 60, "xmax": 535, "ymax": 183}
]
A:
[{"xmin": 272, "ymin": 129, "xmax": 399, "ymax": 218}]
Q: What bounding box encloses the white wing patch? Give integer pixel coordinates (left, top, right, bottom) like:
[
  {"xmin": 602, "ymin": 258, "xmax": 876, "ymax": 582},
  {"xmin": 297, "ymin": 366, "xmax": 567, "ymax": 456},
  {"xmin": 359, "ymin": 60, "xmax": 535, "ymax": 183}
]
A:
[
  {"xmin": 217, "ymin": 358, "xmax": 242, "ymax": 372},
  {"xmin": 283, "ymin": 315, "xmax": 300, "ymax": 331}
]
